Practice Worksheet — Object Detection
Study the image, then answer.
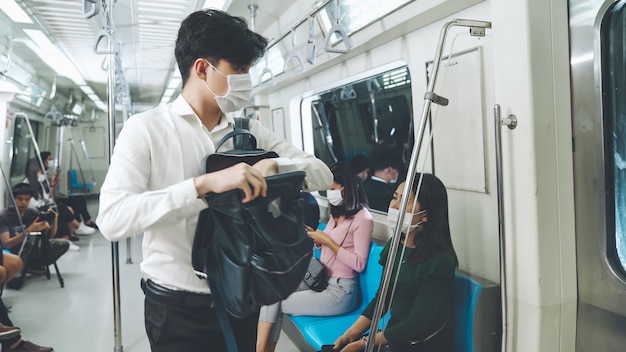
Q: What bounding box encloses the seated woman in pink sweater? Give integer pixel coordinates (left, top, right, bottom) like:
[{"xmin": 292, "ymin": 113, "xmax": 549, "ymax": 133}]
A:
[{"xmin": 256, "ymin": 163, "xmax": 374, "ymax": 352}]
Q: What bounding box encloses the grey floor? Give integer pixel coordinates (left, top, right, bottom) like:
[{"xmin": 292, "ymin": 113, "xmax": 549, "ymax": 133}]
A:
[{"xmin": 2, "ymin": 199, "xmax": 300, "ymax": 352}]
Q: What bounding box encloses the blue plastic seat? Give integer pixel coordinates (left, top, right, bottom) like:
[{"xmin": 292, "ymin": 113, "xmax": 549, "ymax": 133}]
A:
[
  {"xmin": 286, "ymin": 243, "xmax": 384, "ymax": 351},
  {"xmin": 68, "ymin": 169, "xmax": 93, "ymax": 192},
  {"xmin": 286, "ymin": 249, "xmax": 482, "ymax": 352},
  {"xmin": 452, "ymin": 272, "xmax": 481, "ymax": 352}
]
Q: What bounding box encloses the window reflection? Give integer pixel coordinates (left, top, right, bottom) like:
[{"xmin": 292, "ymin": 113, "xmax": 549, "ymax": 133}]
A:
[{"xmin": 304, "ymin": 65, "xmax": 413, "ymax": 212}]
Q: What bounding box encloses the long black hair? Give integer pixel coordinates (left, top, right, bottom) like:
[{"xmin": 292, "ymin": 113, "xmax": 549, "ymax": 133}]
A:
[
  {"xmin": 329, "ymin": 163, "xmax": 368, "ymax": 219},
  {"xmin": 405, "ymin": 173, "xmax": 458, "ymax": 266},
  {"xmin": 24, "ymin": 151, "xmax": 51, "ymax": 199}
]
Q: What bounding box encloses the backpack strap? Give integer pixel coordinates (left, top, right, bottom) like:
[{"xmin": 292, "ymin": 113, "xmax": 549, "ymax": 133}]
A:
[
  {"xmin": 232, "ymin": 117, "xmax": 252, "ymax": 150},
  {"xmin": 215, "ymin": 130, "xmax": 257, "ymax": 152},
  {"xmin": 207, "ymin": 276, "xmax": 239, "ymax": 352}
]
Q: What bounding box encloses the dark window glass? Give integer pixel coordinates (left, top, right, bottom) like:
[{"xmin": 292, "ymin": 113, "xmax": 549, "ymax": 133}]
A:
[{"xmin": 601, "ymin": 0, "xmax": 626, "ymax": 273}]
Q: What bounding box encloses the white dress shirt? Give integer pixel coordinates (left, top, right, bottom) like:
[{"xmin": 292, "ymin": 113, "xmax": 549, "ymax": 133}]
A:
[{"xmin": 97, "ymin": 95, "xmax": 332, "ymax": 293}]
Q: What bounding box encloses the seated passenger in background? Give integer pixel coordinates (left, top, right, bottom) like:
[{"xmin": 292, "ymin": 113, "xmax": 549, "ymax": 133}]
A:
[
  {"xmin": 0, "ymin": 253, "xmax": 53, "ymax": 351},
  {"xmin": 257, "ymin": 163, "xmax": 373, "ymax": 352},
  {"xmin": 362, "ymin": 147, "xmax": 403, "ymax": 212},
  {"xmin": 0, "ymin": 184, "xmax": 70, "ymax": 271},
  {"xmin": 31, "ymin": 152, "xmax": 98, "ymax": 231},
  {"xmin": 24, "ymin": 153, "xmax": 94, "ymax": 243},
  {"xmin": 333, "ymin": 173, "xmax": 458, "ymax": 352},
  {"xmin": 350, "ymin": 154, "xmax": 371, "ymax": 182}
]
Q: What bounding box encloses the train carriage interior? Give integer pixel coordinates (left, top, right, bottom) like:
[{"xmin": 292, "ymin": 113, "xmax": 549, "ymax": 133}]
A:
[{"xmin": 0, "ymin": 0, "xmax": 625, "ymax": 351}]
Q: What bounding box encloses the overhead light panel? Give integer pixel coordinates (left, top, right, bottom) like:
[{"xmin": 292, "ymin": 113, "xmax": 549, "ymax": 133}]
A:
[
  {"xmin": 94, "ymin": 101, "xmax": 107, "ymax": 112},
  {"xmin": 0, "ymin": 0, "xmax": 33, "ymax": 24},
  {"xmin": 79, "ymin": 85, "xmax": 96, "ymax": 96},
  {"xmin": 23, "ymin": 29, "xmax": 86, "ymax": 86},
  {"xmin": 202, "ymin": 0, "xmax": 232, "ymax": 10}
]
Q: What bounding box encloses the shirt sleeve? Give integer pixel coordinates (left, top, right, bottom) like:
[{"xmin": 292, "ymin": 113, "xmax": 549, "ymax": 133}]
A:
[
  {"xmin": 250, "ymin": 120, "xmax": 332, "ymax": 192},
  {"xmin": 97, "ymin": 118, "xmax": 206, "ymax": 241},
  {"xmin": 336, "ymin": 209, "xmax": 373, "ymax": 273}
]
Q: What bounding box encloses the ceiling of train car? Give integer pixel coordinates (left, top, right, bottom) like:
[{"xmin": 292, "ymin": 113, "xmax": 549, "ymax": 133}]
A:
[{"xmin": 0, "ymin": 0, "xmax": 288, "ymax": 114}]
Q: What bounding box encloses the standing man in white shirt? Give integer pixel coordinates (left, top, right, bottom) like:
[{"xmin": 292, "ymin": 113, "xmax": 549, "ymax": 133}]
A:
[{"xmin": 97, "ymin": 9, "xmax": 332, "ymax": 352}]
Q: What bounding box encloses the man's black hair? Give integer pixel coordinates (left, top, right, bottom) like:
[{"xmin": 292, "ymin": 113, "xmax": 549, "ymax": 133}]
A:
[
  {"xmin": 12, "ymin": 183, "xmax": 35, "ymax": 198},
  {"xmin": 370, "ymin": 146, "xmax": 403, "ymax": 171},
  {"xmin": 350, "ymin": 154, "xmax": 371, "ymax": 174},
  {"xmin": 175, "ymin": 9, "xmax": 268, "ymax": 85}
]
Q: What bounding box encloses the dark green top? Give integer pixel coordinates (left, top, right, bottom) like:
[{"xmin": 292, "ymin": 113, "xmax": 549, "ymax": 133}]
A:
[{"xmin": 361, "ymin": 239, "xmax": 456, "ymax": 344}]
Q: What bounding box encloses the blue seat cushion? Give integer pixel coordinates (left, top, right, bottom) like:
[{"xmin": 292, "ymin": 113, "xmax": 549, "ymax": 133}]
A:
[
  {"xmin": 285, "ymin": 243, "xmax": 384, "ymax": 351},
  {"xmin": 285, "ymin": 245, "xmax": 483, "ymax": 352},
  {"xmin": 69, "ymin": 169, "xmax": 93, "ymax": 190}
]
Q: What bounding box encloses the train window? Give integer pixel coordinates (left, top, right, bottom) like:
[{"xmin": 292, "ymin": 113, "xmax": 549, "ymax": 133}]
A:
[
  {"xmin": 301, "ymin": 64, "xmax": 413, "ymax": 212},
  {"xmin": 15, "ymin": 82, "xmax": 47, "ymax": 107},
  {"xmin": 9, "ymin": 116, "xmax": 39, "ymax": 183},
  {"xmin": 601, "ymin": 0, "xmax": 626, "ymax": 273},
  {"xmin": 0, "ymin": 55, "xmax": 33, "ymax": 86}
]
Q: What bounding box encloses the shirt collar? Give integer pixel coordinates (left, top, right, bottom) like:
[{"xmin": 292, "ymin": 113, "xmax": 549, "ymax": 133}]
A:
[
  {"xmin": 170, "ymin": 95, "xmax": 235, "ymax": 133},
  {"xmin": 371, "ymin": 175, "xmax": 388, "ymax": 184},
  {"xmin": 170, "ymin": 95, "xmax": 197, "ymax": 118}
]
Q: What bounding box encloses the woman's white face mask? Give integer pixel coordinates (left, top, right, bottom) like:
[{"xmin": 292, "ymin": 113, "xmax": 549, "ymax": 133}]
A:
[
  {"xmin": 387, "ymin": 208, "xmax": 426, "ymax": 232},
  {"xmin": 327, "ymin": 189, "xmax": 344, "ymax": 206},
  {"xmin": 203, "ymin": 60, "xmax": 252, "ymax": 113}
]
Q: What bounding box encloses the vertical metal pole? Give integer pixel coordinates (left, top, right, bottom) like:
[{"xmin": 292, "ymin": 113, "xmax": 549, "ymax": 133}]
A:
[
  {"xmin": 364, "ymin": 19, "xmax": 492, "ymax": 352},
  {"xmin": 364, "ymin": 20, "xmax": 456, "ymax": 352},
  {"xmin": 103, "ymin": 0, "xmax": 123, "ymax": 350},
  {"xmin": 120, "ymin": 100, "xmax": 132, "ymax": 265},
  {"xmin": 494, "ymin": 105, "xmax": 515, "ymax": 352}
]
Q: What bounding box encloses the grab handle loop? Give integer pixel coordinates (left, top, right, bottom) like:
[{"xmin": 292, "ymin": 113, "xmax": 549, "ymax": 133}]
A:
[
  {"xmin": 82, "ymin": 0, "xmax": 100, "ymax": 19},
  {"xmin": 93, "ymin": 29, "xmax": 116, "ymax": 54},
  {"xmin": 323, "ymin": 0, "xmax": 351, "ymax": 54},
  {"xmin": 257, "ymin": 55, "xmax": 275, "ymax": 87},
  {"xmin": 283, "ymin": 30, "xmax": 305, "ymax": 73}
]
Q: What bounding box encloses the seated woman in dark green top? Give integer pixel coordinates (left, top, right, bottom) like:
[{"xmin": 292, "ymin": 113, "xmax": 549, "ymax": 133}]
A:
[{"xmin": 333, "ymin": 173, "xmax": 458, "ymax": 352}]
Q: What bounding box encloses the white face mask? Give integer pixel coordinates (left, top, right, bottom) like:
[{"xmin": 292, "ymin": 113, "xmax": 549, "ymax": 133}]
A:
[
  {"xmin": 387, "ymin": 207, "xmax": 426, "ymax": 233},
  {"xmin": 37, "ymin": 174, "xmax": 46, "ymax": 183},
  {"xmin": 203, "ymin": 61, "xmax": 252, "ymax": 113},
  {"xmin": 327, "ymin": 189, "xmax": 344, "ymax": 206},
  {"xmin": 390, "ymin": 169, "xmax": 399, "ymax": 184}
]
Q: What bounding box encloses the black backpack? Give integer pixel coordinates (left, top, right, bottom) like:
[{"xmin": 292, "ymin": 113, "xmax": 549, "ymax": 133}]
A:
[{"xmin": 191, "ymin": 118, "xmax": 313, "ymax": 319}]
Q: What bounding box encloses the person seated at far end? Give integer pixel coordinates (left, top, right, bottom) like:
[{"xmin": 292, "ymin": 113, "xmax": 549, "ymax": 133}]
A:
[
  {"xmin": 362, "ymin": 147, "xmax": 403, "ymax": 211},
  {"xmin": 350, "ymin": 154, "xmax": 371, "ymax": 183},
  {"xmin": 24, "ymin": 153, "xmax": 96, "ymax": 239}
]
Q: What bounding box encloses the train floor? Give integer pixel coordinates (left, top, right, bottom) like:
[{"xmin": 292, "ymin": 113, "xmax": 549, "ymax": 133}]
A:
[{"xmin": 2, "ymin": 198, "xmax": 299, "ymax": 352}]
